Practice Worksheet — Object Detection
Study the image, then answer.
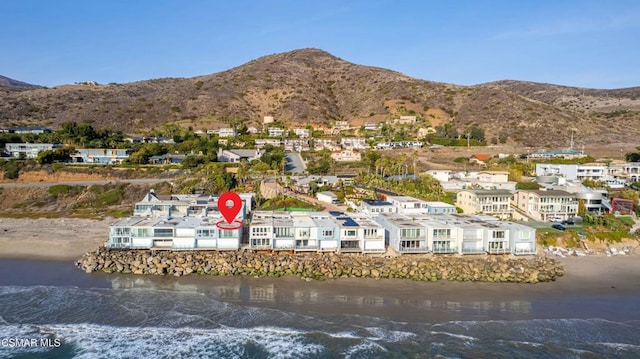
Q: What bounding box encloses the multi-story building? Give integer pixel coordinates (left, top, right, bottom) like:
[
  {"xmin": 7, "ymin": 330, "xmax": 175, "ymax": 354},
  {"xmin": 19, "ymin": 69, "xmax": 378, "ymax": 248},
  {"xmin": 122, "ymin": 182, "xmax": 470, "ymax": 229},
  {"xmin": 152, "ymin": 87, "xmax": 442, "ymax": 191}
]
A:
[
  {"xmin": 3, "ymin": 143, "xmax": 62, "ymax": 158},
  {"xmin": 267, "ymin": 127, "xmax": 286, "ymax": 137},
  {"xmin": 217, "ymin": 149, "xmax": 264, "ymax": 163},
  {"xmin": 340, "ymin": 137, "xmax": 368, "ymax": 150},
  {"xmin": 455, "ymin": 190, "xmax": 513, "ymax": 219},
  {"xmin": 284, "ymin": 139, "xmax": 310, "ymax": 152},
  {"xmin": 330, "ymin": 149, "xmax": 362, "ymax": 162},
  {"xmin": 294, "ymin": 128, "xmax": 310, "ymax": 138},
  {"xmin": 313, "ymin": 139, "xmax": 340, "ymax": 151},
  {"xmin": 254, "ymin": 139, "xmax": 283, "ymax": 148},
  {"xmin": 217, "ymin": 128, "xmax": 237, "ymax": 137},
  {"xmin": 385, "ymin": 195, "xmax": 456, "ymax": 215},
  {"xmin": 513, "ymin": 190, "xmax": 578, "ymax": 221},
  {"xmin": 71, "ymin": 148, "xmax": 133, "ymax": 164},
  {"xmin": 535, "ymin": 164, "xmax": 607, "ymax": 182}
]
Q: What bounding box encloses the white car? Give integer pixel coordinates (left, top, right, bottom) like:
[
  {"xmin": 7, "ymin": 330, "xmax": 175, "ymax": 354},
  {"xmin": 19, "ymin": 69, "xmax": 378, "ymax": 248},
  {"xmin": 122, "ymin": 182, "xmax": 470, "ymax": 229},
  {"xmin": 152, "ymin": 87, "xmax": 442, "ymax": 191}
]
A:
[{"xmin": 550, "ymin": 217, "xmax": 564, "ymax": 222}]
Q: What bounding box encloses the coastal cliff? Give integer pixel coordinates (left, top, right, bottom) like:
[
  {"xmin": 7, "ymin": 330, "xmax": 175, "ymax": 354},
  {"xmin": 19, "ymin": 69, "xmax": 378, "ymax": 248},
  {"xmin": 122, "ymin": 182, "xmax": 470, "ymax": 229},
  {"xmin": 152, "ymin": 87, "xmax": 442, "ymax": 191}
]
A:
[{"xmin": 77, "ymin": 247, "xmax": 564, "ymax": 283}]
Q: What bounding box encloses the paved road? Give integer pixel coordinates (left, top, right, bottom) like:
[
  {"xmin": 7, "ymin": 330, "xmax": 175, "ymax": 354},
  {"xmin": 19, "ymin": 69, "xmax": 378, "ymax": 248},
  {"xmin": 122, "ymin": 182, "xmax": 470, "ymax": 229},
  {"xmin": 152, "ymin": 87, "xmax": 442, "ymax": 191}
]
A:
[
  {"xmin": 0, "ymin": 178, "xmax": 171, "ymax": 188},
  {"xmin": 285, "ymin": 153, "xmax": 306, "ymax": 174}
]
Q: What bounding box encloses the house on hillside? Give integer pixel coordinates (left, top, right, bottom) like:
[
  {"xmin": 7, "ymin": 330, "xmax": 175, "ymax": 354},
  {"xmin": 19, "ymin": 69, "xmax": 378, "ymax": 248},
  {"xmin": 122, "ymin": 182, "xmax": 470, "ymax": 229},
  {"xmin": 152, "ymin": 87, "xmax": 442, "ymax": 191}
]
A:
[
  {"xmin": 469, "ymin": 154, "xmax": 490, "ymax": 165},
  {"xmin": 317, "ymin": 191, "xmax": 338, "ymax": 204},
  {"xmin": 71, "ymin": 148, "xmax": 133, "ymax": 164},
  {"xmin": 217, "ymin": 149, "xmax": 263, "ymax": 163},
  {"xmin": 4, "ymin": 143, "xmax": 62, "ymax": 159},
  {"xmin": 330, "ymin": 149, "xmax": 362, "ymax": 162}
]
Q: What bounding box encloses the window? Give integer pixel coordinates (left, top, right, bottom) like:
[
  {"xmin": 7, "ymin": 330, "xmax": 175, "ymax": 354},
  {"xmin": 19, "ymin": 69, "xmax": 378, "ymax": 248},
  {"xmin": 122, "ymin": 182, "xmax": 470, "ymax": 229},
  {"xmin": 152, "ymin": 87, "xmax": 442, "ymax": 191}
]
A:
[
  {"xmin": 154, "ymin": 228, "xmax": 173, "ymax": 237},
  {"xmin": 252, "ymin": 238, "xmax": 270, "ymax": 246},
  {"xmin": 519, "ymin": 231, "xmax": 530, "ymax": 239},
  {"xmin": 401, "ymin": 228, "xmax": 421, "ymax": 239},
  {"xmin": 344, "ymin": 230, "xmax": 356, "ymax": 237},
  {"xmin": 322, "ymin": 230, "xmax": 334, "ymax": 237},
  {"xmin": 274, "ymin": 227, "xmax": 293, "ymax": 237},
  {"xmin": 433, "ymin": 228, "xmax": 451, "ymax": 238},
  {"xmin": 298, "ymin": 230, "xmax": 310, "ymax": 237},
  {"xmin": 401, "ymin": 240, "xmax": 421, "ymax": 249},
  {"xmin": 433, "ymin": 240, "xmax": 451, "ymax": 251},
  {"xmin": 252, "ymin": 227, "xmax": 269, "ymax": 237},
  {"xmin": 197, "ymin": 229, "xmax": 215, "ymax": 237},
  {"xmin": 492, "ymin": 231, "xmax": 505, "ymax": 239},
  {"xmin": 364, "ymin": 228, "xmax": 378, "ymax": 238},
  {"xmin": 219, "ymin": 229, "xmax": 235, "ymax": 238}
]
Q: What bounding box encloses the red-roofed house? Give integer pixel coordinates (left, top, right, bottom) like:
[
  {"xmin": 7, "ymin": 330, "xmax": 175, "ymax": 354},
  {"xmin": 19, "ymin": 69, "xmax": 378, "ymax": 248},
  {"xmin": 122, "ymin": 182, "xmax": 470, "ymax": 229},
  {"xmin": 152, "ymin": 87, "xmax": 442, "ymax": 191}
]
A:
[{"xmin": 470, "ymin": 154, "xmax": 490, "ymax": 165}]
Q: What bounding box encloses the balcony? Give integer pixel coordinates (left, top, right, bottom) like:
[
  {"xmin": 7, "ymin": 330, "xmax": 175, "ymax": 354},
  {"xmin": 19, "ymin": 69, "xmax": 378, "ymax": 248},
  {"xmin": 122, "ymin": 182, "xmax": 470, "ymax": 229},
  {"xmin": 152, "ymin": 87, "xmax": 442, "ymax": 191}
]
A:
[
  {"xmin": 432, "ymin": 247, "xmax": 458, "ymax": 254},
  {"xmin": 487, "ymin": 247, "xmax": 510, "ymax": 255},
  {"xmin": 398, "ymin": 246, "xmax": 429, "ymax": 253},
  {"xmin": 295, "ymin": 245, "xmax": 318, "ymax": 251},
  {"xmin": 461, "ymin": 247, "xmax": 485, "ymax": 254}
]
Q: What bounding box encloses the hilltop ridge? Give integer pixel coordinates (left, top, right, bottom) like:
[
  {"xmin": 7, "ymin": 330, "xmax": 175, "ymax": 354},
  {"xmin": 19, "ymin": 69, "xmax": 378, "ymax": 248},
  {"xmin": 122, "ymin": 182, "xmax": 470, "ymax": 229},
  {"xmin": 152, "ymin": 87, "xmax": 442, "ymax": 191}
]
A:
[{"xmin": 1, "ymin": 48, "xmax": 639, "ymax": 146}]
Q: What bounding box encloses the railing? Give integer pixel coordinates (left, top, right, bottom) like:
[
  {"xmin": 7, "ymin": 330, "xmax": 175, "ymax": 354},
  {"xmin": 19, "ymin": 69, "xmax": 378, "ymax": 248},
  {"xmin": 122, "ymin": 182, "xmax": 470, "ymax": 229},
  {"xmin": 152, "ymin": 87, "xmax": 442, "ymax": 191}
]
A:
[
  {"xmin": 106, "ymin": 243, "xmax": 130, "ymax": 249},
  {"xmin": 295, "ymin": 245, "xmax": 318, "ymax": 251},
  {"xmin": 362, "ymin": 248, "xmax": 386, "ymax": 253},
  {"xmin": 461, "ymin": 248, "xmax": 485, "ymax": 254},
  {"xmin": 432, "ymin": 247, "xmax": 458, "ymax": 254},
  {"xmin": 251, "ymin": 245, "xmax": 273, "ymax": 250},
  {"xmin": 487, "ymin": 247, "xmax": 510, "ymax": 255},
  {"xmin": 398, "ymin": 246, "xmax": 429, "ymax": 252},
  {"xmin": 339, "ymin": 247, "xmax": 363, "ymax": 252}
]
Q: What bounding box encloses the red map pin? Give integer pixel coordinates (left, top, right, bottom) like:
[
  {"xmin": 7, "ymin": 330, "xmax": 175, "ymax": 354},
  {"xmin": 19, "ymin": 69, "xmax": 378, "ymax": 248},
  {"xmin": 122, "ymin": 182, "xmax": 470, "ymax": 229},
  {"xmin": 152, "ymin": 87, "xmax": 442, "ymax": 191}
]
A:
[{"xmin": 218, "ymin": 192, "xmax": 243, "ymax": 224}]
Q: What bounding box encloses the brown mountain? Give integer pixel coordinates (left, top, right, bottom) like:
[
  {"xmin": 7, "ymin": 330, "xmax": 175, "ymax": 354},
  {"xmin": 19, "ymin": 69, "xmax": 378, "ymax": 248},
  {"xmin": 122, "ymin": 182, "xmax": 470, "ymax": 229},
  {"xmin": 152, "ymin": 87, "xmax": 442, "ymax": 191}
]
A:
[
  {"xmin": 0, "ymin": 75, "xmax": 43, "ymax": 90},
  {"xmin": 1, "ymin": 48, "xmax": 638, "ymax": 146}
]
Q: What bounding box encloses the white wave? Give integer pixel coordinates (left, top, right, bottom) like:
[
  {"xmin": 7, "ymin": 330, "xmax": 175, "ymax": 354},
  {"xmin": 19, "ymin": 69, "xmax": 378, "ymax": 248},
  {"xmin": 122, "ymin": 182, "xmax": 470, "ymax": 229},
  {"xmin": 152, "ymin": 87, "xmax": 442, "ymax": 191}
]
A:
[
  {"xmin": 0, "ymin": 323, "xmax": 324, "ymax": 359},
  {"xmin": 593, "ymin": 342, "xmax": 640, "ymax": 351},
  {"xmin": 343, "ymin": 340, "xmax": 388, "ymax": 359},
  {"xmin": 428, "ymin": 331, "xmax": 478, "ymax": 342},
  {"xmin": 364, "ymin": 327, "xmax": 417, "ymax": 342}
]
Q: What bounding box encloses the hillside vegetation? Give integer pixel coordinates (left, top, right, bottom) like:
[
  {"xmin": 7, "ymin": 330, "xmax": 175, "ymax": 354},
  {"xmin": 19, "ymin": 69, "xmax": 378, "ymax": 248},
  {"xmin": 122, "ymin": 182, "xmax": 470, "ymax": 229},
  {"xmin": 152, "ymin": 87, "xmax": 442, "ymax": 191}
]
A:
[{"xmin": 2, "ymin": 48, "xmax": 639, "ymax": 146}]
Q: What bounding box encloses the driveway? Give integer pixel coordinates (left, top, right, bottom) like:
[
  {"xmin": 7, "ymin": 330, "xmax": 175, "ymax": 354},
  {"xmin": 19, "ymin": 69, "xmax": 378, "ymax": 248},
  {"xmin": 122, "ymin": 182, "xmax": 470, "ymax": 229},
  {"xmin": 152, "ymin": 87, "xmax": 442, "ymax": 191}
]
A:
[{"xmin": 285, "ymin": 153, "xmax": 306, "ymax": 174}]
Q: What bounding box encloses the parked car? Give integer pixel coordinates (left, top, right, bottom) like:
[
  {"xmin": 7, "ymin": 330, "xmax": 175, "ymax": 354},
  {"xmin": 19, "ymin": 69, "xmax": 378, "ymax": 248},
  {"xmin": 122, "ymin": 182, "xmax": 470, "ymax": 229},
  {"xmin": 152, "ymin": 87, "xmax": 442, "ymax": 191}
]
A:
[
  {"xmin": 552, "ymin": 224, "xmax": 566, "ymax": 231},
  {"xmin": 550, "ymin": 217, "xmax": 564, "ymax": 223},
  {"xmin": 562, "ymin": 220, "xmax": 574, "ymax": 225}
]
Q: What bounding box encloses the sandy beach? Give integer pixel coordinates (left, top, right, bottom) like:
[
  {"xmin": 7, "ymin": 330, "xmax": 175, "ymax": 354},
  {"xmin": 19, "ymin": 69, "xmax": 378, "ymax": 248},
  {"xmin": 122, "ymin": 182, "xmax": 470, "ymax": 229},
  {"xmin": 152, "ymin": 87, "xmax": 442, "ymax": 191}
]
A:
[{"xmin": 0, "ymin": 217, "xmax": 111, "ymax": 260}]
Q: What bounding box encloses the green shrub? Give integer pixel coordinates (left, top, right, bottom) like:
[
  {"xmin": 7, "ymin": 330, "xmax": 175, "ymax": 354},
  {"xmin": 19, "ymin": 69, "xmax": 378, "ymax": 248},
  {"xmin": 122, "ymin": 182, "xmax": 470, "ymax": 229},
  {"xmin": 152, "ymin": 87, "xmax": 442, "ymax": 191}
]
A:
[{"xmin": 48, "ymin": 184, "xmax": 74, "ymax": 196}]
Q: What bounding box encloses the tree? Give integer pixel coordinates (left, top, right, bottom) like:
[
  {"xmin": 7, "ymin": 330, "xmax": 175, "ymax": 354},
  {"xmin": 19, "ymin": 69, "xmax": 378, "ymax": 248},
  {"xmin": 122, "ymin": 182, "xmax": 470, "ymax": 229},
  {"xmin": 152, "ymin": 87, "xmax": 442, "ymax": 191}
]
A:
[
  {"xmin": 515, "ymin": 181, "xmax": 541, "ymax": 190},
  {"xmin": 625, "ymin": 147, "xmax": 640, "ymax": 162}
]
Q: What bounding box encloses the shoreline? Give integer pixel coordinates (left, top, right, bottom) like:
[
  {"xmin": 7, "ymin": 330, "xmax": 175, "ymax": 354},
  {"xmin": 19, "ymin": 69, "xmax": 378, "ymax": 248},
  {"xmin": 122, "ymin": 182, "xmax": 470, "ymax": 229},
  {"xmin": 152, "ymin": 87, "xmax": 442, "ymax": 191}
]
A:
[{"xmin": 0, "ymin": 217, "xmax": 638, "ymax": 292}]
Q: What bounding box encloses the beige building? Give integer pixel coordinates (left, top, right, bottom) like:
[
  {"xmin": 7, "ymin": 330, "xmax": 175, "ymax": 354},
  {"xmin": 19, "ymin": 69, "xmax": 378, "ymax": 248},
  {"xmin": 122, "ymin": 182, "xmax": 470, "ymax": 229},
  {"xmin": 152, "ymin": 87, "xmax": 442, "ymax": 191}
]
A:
[
  {"xmin": 456, "ymin": 189, "xmax": 513, "ymax": 219},
  {"xmin": 513, "ymin": 190, "xmax": 578, "ymax": 221}
]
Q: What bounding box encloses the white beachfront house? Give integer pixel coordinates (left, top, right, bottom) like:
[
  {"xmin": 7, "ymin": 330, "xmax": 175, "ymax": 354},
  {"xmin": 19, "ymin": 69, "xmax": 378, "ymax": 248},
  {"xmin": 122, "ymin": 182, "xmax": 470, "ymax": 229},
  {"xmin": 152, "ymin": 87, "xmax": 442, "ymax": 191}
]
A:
[
  {"xmin": 133, "ymin": 190, "xmax": 254, "ymax": 220},
  {"xmin": 108, "ymin": 190, "xmax": 253, "ymax": 250},
  {"xmin": 415, "ymin": 217, "xmax": 460, "ymax": 254},
  {"xmin": 385, "ymin": 195, "xmax": 456, "ymax": 215},
  {"xmin": 376, "ymin": 213, "xmax": 534, "ymax": 255},
  {"xmin": 376, "ymin": 213, "xmax": 429, "ymax": 253},
  {"xmin": 107, "ymin": 215, "xmax": 242, "ymax": 250},
  {"xmin": 501, "ymin": 222, "xmax": 537, "ymax": 255},
  {"xmin": 358, "ymin": 199, "xmax": 395, "ymax": 216},
  {"xmin": 349, "ymin": 214, "xmax": 386, "ymax": 253},
  {"xmin": 248, "ymin": 211, "xmax": 342, "ymax": 252}
]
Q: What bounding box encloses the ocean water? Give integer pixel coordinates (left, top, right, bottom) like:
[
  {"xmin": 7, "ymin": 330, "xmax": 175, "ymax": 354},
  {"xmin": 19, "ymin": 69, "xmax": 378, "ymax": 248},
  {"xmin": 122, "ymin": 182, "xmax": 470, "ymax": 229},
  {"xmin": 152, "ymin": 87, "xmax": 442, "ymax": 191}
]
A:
[{"xmin": 0, "ymin": 260, "xmax": 639, "ymax": 359}]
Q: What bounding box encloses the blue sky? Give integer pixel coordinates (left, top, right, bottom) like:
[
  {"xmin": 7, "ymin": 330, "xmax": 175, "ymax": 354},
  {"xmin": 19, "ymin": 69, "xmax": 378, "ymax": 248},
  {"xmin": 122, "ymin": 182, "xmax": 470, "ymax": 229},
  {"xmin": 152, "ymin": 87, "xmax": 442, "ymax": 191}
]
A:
[{"xmin": 1, "ymin": 0, "xmax": 639, "ymax": 89}]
